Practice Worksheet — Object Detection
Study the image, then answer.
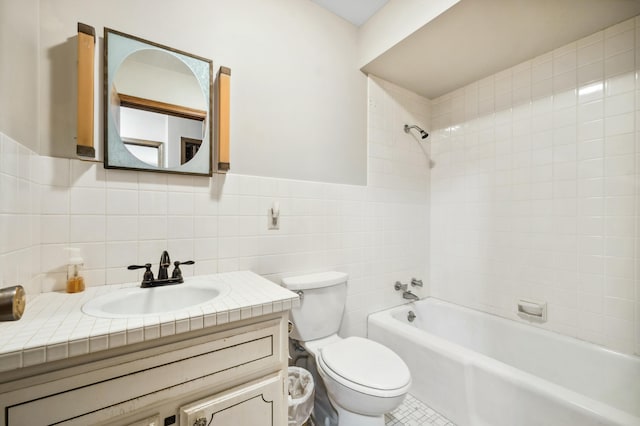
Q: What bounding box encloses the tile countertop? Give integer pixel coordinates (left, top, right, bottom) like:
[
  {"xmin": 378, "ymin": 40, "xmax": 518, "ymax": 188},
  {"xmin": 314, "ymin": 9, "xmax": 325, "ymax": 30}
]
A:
[{"xmin": 0, "ymin": 271, "xmax": 299, "ymax": 374}]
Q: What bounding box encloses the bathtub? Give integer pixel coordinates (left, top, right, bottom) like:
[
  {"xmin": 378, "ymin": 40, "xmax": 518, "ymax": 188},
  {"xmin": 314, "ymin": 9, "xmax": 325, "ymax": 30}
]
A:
[{"xmin": 368, "ymin": 298, "xmax": 640, "ymax": 426}]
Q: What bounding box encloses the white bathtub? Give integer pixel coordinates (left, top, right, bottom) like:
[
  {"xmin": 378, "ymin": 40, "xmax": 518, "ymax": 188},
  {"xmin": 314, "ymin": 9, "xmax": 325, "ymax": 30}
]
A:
[{"xmin": 368, "ymin": 298, "xmax": 640, "ymax": 426}]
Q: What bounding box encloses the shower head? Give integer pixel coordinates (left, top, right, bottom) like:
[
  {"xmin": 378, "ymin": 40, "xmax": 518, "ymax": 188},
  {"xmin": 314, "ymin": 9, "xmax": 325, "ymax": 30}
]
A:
[{"xmin": 404, "ymin": 124, "xmax": 429, "ymax": 139}]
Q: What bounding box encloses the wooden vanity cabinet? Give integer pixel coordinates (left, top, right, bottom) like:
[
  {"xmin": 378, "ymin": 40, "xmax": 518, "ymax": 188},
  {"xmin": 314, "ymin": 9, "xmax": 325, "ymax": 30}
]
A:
[{"xmin": 0, "ymin": 313, "xmax": 289, "ymax": 426}]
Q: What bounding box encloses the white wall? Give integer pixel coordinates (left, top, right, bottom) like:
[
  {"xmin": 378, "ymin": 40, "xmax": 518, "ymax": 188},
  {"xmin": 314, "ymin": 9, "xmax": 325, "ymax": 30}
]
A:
[
  {"xmin": 38, "ymin": 0, "xmax": 367, "ymax": 185},
  {"xmin": 0, "ymin": 76, "xmax": 431, "ymax": 338},
  {"xmin": 0, "ymin": 0, "xmax": 39, "ymax": 152},
  {"xmin": 430, "ymin": 17, "xmax": 640, "ymax": 355},
  {"xmin": 357, "ymin": 0, "xmax": 459, "ymax": 69}
]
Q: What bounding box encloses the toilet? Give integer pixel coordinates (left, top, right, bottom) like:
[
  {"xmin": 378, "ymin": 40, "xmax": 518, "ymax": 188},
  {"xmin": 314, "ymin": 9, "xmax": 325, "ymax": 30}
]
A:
[{"xmin": 282, "ymin": 271, "xmax": 411, "ymax": 426}]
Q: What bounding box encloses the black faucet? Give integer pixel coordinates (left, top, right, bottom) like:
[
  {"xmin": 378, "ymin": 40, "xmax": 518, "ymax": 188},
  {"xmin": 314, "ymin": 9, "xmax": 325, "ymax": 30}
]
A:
[
  {"xmin": 128, "ymin": 251, "xmax": 195, "ymax": 288},
  {"xmin": 157, "ymin": 250, "xmax": 171, "ymax": 280}
]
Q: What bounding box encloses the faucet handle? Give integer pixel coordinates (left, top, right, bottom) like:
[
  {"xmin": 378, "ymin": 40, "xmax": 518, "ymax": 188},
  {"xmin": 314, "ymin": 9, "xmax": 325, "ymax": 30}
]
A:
[
  {"xmin": 127, "ymin": 263, "xmax": 154, "ymax": 282},
  {"xmin": 411, "ymin": 278, "xmax": 423, "ymax": 287},
  {"xmin": 394, "ymin": 281, "xmax": 408, "ymax": 291},
  {"xmin": 171, "ymin": 260, "xmax": 195, "ymax": 279}
]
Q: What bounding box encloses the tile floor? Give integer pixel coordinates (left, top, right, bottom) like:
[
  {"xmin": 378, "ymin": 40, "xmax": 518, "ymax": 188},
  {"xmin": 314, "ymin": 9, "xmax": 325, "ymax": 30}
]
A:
[{"xmin": 385, "ymin": 394, "xmax": 455, "ymax": 426}]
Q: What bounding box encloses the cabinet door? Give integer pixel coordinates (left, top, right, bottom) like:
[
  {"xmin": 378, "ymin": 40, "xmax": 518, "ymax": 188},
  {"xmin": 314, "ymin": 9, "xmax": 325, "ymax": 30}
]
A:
[
  {"xmin": 3, "ymin": 318, "xmax": 285, "ymax": 426},
  {"xmin": 180, "ymin": 373, "xmax": 285, "ymax": 426}
]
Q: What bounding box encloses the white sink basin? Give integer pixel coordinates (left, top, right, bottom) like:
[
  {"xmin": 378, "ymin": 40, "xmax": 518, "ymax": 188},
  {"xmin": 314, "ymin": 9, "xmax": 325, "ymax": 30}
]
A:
[{"xmin": 82, "ymin": 277, "xmax": 230, "ymax": 318}]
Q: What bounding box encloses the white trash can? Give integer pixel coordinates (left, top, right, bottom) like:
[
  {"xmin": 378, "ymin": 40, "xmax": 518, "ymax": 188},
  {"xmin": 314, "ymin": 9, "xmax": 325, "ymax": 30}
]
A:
[{"xmin": 287, "ymin": 366, "xmax": 314, "ymax": 426}]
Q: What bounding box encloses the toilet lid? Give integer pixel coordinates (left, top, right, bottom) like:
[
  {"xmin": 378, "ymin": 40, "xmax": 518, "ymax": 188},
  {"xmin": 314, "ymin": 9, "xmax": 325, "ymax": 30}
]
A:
[{"xmin": 320, "ymin": 337, "xmax": 411, "ymax": 391}]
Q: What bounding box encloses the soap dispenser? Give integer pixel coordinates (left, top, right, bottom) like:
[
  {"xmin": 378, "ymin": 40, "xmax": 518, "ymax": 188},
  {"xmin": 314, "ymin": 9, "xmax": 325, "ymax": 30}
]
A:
[{"xmin": 66, "ymin": 248, "xmax": 85, "ymax": 293}]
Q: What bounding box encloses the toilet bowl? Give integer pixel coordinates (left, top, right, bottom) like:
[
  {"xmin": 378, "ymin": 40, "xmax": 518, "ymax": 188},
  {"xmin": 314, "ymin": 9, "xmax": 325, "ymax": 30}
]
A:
[
  {"xmin": 316, "ymin": 336, "xmax": 411, "ymax": 425},
  {"xmin": 282, "ymin": 272, "xmax": 411, "ymax": 426}
]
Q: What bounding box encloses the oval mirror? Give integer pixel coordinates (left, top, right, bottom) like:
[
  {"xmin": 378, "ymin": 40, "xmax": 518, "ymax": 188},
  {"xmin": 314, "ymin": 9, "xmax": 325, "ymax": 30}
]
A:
[{"xmin": 104, "ymin": 28, "xmax": 213, "ymax": 176}]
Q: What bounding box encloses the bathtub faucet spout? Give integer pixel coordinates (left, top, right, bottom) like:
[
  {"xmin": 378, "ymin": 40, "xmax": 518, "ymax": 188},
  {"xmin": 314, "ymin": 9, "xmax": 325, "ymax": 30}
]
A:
[
  {"xmin": 394, "ymin": 281, "xmax": 420, "ymax": 301},
  {"xmin": 402, "ymin": 291, "xmax": 419, "ymax": 301}
]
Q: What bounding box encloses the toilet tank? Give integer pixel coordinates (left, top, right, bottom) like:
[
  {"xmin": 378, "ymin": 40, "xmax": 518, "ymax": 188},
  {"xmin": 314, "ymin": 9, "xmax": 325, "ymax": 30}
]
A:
[{"xmin": 282, "ymin": 271, "xmax": 348, "ymax": 342}]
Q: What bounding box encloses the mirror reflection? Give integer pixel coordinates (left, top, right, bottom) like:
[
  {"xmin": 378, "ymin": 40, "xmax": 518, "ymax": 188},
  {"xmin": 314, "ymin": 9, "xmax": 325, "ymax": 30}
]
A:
[
  {"xmin": 104, "ymin": 28, "xmax": 213, "ymax": 176},
  {"xmin": 115, "ymin": 50, "xmax": 206, "ymax": 168}
]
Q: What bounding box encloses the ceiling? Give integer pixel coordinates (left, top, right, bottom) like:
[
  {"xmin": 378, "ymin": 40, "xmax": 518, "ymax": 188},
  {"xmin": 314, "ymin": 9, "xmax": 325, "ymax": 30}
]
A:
[
  {"xmin": 311, "ymin": 0, "xmax": 389, "ymax": 26},
  {"xmin": 362, "ymin": 0, "xmax": 640, "ymax": 99}
]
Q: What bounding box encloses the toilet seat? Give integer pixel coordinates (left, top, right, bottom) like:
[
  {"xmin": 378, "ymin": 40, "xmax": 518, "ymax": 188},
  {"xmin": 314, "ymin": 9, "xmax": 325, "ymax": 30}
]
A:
[{"xmin": 318, "ymin": 336, "xmax": 411, "ymax": 398}]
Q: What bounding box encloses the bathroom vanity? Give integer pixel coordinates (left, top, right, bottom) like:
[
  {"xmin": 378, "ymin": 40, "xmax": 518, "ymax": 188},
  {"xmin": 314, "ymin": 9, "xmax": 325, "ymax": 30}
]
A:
[{"xmin": 0, "ymin": 271, "xmax": 298, "ymax": 426}]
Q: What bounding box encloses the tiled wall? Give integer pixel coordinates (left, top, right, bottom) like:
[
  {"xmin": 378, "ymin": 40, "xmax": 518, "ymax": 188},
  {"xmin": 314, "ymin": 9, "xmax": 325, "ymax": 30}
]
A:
[
  {"xmin": 0, "ymin": 76, "xmax": 431, "ymax": 338},
  {"xmin": 429, "ymin": 17, "xmax": 639, "ymax": 355},
  {"xmin": 0, "ymin": 134, "xmax": 40, "ymax": 295}
]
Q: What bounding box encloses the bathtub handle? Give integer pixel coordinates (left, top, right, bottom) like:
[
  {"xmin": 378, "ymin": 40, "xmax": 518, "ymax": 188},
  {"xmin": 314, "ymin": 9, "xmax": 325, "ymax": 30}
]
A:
[{"xmin": 411, "ymin": 278, "xmax": 423, "ymax": 287}]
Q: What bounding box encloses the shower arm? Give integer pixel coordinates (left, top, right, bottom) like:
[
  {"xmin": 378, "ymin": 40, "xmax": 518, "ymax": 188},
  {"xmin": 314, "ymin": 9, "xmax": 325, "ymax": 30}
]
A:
[{"xmin": 404, "ymin": 124, "xmax": 429, "ymax": 139}]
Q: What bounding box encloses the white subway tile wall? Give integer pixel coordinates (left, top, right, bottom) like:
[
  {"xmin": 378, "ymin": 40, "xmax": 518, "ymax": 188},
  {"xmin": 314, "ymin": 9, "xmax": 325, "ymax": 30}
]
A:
[
  {"xmin": 430, "ymin": 17, "xmax": 640, "ymax": 355},
  {"xmin": 0, "ymin": 77, "xmax": 430, "ymax": 338}
]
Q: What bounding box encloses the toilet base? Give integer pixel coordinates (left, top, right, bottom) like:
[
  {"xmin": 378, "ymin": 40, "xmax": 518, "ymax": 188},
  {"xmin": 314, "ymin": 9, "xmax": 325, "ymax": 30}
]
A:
[{"xmin": 330, "ymin": 396, "xmax": 385, "ymax": 426}]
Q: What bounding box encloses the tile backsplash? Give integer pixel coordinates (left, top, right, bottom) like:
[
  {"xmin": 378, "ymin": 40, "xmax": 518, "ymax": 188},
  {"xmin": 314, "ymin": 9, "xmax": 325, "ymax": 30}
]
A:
[
  {"xmin": 0, "ymin": 76, "xmax": 431, "ymax": 338},
  {"xmin": 429, "ymin": 17, "xmax": 640, "ymax": 354},
  {"xmin": 0, "ymin": 133, "xmax": 40, "ymax": 296}
]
